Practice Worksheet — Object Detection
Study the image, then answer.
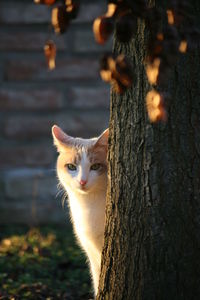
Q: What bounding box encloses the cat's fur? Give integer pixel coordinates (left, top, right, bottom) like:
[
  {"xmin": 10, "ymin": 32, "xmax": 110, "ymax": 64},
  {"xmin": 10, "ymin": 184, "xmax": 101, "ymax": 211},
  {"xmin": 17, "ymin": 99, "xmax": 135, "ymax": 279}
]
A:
[{"xmin": 52, "ymin": 125, "xmax": 108, "ymax": 295}]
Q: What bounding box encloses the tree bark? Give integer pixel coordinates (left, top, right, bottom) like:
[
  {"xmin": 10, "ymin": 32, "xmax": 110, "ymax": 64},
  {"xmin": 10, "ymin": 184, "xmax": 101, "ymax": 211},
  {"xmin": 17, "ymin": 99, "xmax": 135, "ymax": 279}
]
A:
[{"xmin": 97, "ymin": 2, "xmax": 200, "ymax": 300}]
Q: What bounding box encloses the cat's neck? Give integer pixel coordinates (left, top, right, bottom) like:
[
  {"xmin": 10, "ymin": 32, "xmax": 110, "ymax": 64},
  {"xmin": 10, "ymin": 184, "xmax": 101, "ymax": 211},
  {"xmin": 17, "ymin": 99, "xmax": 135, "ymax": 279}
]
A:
[
  {"xmin": 66, "ymin": 186, "xmax": 106, "ymax": 241},
  {"xmin": 67, "ymin": 186, "xmax": 106, "ymax": 207}
]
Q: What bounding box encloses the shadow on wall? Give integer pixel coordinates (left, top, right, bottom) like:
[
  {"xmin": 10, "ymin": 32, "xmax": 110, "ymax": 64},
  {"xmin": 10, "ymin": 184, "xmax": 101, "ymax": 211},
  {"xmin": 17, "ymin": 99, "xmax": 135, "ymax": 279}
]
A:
[{"xmin": 0, "ymin": 0, "xmax": 110, "ymax": 224}]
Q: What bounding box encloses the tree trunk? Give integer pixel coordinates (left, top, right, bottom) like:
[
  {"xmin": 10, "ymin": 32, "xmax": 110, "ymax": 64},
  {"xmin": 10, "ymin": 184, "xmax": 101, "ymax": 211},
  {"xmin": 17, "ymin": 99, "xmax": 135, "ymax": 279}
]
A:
[{"xmin": 97, "ymin": 2, "xmax": 200, "ymax": 300}]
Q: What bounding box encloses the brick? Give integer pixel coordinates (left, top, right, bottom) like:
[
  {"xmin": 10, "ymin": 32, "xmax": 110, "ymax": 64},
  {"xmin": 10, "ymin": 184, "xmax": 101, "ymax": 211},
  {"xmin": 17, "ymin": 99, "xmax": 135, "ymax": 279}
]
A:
[
  {"xmin": 5, "ymin": 58, "xmax": 100, "ymax": 81},
  {"xmin": 0, "ymin": 200, "xmax": 66, "ymax": 224},
  {"xmin": 0, "ymin": 89, "xmax": 63, "ymax": 111},
  {"xmin": 3, "ymin": 116, "xmax": 54, "ymax": 139},
  {"xmin": 2, "ymin": 110, "xmax": 109, "ymax": 140},
  {"xmin": 0, "ymin": 31, "xmax": 67, "ymax": 51},
  {"xmin": 73, "ymin": 27, "xmax": 112, "ymax": 53},
  {"xmin": 69, "ymin": 86, "xmax": 110, "ymax": 108},
  {"xmin": 0, "ymin": 1, "xmax": 50, "ymax": 24},
  {"xmin": 57, "ymin": 111, "xmax": 109, "ymax": 137},
  {"xmin": 0, "ymin": 145, "xmax": 54, "ymax": 168},
  {"xmin": 75, "ymin": 2, "xmax": 106, "ymax": 23},
  {"xmin": 0, "ymin": 177, "xmax": 5, "ymax": 198},
  {"xmin": 0, "ymin": 168, "xmax": 67, "ymax": 224},
  {"xmin": 4, "ymin": 169, "xmax": 57, "ymax": 199},
  {"xmin": 0, "ymin": 1, "xmax": 106, "ymax": 25}
]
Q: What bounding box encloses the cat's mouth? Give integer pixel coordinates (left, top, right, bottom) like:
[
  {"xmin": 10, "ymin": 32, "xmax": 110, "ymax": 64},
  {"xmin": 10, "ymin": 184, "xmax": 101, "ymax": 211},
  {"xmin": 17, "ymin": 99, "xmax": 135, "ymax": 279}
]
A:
[
  {"xmin": 78, "ymin": 185, "xmax": 89, "ymax": 193},
  {"xmin": 80, "ymin": 185, "xmax": 87, "ymax": 191}
]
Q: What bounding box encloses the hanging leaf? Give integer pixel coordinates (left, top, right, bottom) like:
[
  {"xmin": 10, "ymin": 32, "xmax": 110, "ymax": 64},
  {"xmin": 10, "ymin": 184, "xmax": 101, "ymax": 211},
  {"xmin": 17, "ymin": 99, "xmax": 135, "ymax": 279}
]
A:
[
  {"xmin": 146, "ymin": 90, "xmax": 167, "ymax": 123},
  {"xmin": 100, "ymin": 53, "xmax": 133, "ymax": 94},
  {"xmin": 44, "ymin": 40, "xmax": 56, "ymax": 70},
  {"xmin": 34, "ymin": 0, "xmax": 56, "ymax": 5}
]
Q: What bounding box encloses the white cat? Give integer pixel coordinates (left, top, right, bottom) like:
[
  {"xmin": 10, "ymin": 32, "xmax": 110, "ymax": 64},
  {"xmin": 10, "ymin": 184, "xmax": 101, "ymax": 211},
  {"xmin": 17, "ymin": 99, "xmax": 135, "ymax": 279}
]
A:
[{"xmin": 52, "ymin": 125, "xmax": 109, "ymax": 295}]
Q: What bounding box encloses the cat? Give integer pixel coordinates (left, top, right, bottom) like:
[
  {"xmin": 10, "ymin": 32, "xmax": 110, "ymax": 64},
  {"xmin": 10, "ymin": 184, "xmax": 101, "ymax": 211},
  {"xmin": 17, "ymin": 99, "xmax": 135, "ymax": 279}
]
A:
[{"xmin": 52, "ymin": 125, "xmax": 109, "ymax": 295}]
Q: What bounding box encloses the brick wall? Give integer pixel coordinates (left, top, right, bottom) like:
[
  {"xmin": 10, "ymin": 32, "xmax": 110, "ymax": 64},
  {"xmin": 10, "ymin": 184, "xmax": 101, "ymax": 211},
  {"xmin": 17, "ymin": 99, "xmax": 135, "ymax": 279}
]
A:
[{"xmin": 0, "ymin": 0, "xmax": 110, "ymax": 224}]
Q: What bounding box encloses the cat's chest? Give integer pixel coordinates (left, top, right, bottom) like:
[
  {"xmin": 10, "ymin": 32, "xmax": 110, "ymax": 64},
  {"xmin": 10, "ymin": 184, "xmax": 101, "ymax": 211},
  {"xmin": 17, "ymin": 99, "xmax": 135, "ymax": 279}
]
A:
[{"xmin": 68, "ymin": 193, "xmax": 105, "ymax": 237}]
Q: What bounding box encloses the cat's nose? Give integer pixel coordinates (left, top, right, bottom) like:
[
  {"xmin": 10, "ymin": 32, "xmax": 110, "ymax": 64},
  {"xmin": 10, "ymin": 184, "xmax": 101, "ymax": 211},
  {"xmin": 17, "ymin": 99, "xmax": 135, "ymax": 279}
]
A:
[{"xmin": 80, "ymin": 179, "xmax": 87, "ymax": 186}]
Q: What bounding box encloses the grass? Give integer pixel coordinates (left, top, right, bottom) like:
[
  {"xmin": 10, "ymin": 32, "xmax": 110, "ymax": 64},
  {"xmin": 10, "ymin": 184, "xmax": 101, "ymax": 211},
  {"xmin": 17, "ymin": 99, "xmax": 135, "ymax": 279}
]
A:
[{"xmin": 0, "ymin": 224, "xmax": 92, "ymax": 300}]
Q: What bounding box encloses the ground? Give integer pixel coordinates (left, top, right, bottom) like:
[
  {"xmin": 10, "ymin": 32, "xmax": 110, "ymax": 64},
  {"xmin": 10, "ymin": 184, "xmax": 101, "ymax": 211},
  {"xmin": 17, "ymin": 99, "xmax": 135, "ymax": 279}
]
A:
[{"xmin": 0, "ymin": 224, "xmax": 92, "ymax": 300}]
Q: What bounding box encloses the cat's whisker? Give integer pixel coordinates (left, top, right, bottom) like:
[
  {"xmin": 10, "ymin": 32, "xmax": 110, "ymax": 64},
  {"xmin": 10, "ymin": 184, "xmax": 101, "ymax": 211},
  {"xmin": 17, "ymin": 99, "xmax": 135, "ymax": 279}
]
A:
[
  {"xmin": 57, "ymin": 181, "xmax": 63, "ymax": 189},
  {"xmin": 55, "ymin": 183, "xmax": 68, "ymax": 209},
  {"xmin": 56, "ymin": 188, "xmax": 63, "ymax": 198},
  {"xmin": 61, "ymin": 191, "xmax": 68, "ymax": 209},
  {"xmin": 56, "ymin": 183, "xmax": 65, "ymax": 197}
]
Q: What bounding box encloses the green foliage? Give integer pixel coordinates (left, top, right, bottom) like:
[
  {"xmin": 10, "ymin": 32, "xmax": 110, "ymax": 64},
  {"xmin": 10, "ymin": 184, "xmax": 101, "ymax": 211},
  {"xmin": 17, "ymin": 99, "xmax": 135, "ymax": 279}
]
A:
[{"xmin": 0, "ymin": 225, "xmax": 92, "ymax": 299}]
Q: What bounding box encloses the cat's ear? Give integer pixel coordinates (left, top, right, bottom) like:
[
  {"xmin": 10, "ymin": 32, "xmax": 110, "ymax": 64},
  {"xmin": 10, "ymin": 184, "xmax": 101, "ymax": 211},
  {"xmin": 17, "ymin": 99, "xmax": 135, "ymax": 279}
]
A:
[
  {"xmin": 95, "ymin": 128, "xmax": 109, "ymax": 147},
  {"xmin": 52, "ymin": 125, "xmax": 73, "ymax": 152}
]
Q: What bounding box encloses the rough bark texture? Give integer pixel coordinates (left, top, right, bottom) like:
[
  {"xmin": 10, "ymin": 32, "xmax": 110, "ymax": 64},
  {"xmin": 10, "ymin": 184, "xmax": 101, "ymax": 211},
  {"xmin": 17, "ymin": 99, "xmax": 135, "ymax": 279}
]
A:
[{"xmin": 97, "ymin": 2, "xmax": 200, "ymax": 300}]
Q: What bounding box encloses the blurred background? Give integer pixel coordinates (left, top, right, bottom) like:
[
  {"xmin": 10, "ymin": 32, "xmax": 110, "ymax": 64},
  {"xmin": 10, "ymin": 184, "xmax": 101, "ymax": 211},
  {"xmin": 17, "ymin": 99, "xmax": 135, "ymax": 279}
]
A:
[{"xmin": 0, "ymin": 0, "xmax": 110, "ymax": 225}]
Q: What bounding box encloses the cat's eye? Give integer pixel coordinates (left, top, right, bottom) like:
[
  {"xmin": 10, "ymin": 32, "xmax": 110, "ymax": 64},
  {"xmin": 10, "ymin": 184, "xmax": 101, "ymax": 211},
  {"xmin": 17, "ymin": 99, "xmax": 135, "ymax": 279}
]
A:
[
  {"xmin": 66, "ymin": 164, "xmax": 77, "ymax": 171},
  {"xmin": 90, "ymin": 163, "xmax": 102, "ymax": 171}
]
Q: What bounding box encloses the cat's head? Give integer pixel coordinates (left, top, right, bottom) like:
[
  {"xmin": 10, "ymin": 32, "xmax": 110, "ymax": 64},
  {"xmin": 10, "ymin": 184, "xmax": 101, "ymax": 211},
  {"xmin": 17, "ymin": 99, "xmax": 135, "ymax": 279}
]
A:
[{"xmin": 52, "ymin": 125, "xmax": 109, "ymax": 195}]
